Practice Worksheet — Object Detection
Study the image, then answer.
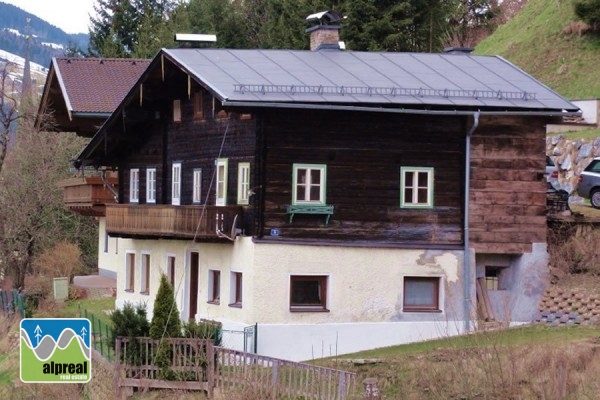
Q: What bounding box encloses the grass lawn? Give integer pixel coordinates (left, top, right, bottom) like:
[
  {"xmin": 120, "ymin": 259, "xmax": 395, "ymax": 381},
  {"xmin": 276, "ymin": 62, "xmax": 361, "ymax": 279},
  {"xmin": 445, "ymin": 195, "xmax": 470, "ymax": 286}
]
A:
[{"xmin": 62, "ymin": 296, "xmax": 115, "ymax": 326}]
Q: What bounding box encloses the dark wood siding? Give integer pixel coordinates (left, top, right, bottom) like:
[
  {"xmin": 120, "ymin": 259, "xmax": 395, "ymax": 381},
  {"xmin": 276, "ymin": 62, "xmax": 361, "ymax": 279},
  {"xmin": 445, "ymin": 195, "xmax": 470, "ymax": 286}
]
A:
[
  {"xmin": 469, "ymin": 115, "xmax": 548, "ymax": 254},
  {"xmin": 258, "ymin": 109, "xmax": 466, "ymax": 245}
]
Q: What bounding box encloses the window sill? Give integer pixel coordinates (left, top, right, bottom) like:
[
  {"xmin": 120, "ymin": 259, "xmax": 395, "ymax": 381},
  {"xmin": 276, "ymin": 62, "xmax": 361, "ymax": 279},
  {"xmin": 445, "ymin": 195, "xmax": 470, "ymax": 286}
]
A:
[
  {"xmin": 207, "ymin": 300, "xmax": 220, "ymax": 305},
  {"xmin": 124, "ymin": 289, "xmax": 134, "ymax": 293},
  {"xmin": 228, "ymin": 303, "xmax": 242, "ymax": 309},
  {"xmin": 140, "ymin": 291, "xmax": 149, "ymax": 296},
  {"xmin": 402, "ymin": 309, "xmax": 442, "ymax": 313},
  {"xmin": 290, "ymin": 307, "xmax": 330, "ymax": 313}
]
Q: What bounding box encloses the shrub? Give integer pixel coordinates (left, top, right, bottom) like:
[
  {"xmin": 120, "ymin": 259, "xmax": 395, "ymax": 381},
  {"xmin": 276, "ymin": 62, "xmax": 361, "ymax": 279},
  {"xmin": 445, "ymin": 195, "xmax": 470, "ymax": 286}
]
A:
[
  {"xmin": 149, "ymin": 274, "xmax": 181, "ymax": 339},
  {"xmin": 574, "ymin": 0, "xmax": 600, "ymax": 29},
  {"xmin": 182, "ymin": 319, "xmax": 223, "ymax": 346},
  {"xmin": 109, "ymin": 302, "xmax": 150, "ymax": 365},
  {"xmin": 32, "ymin": 241, "xmax": 83, "ymax": 283}
]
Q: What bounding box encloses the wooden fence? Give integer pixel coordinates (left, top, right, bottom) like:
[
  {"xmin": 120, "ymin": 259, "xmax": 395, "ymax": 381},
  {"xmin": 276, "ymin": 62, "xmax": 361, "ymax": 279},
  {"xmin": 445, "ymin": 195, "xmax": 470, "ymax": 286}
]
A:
[
  {"xmin": 113, "ymin": 337, "xmax": 357, "ymax": 399},
  {"xmin": 114, "ymin": 337, "xmax": 215, "ymax": 398},
  {"xmin": 215, "ymin": 346, "xmax": 356, "ymax": 399}
]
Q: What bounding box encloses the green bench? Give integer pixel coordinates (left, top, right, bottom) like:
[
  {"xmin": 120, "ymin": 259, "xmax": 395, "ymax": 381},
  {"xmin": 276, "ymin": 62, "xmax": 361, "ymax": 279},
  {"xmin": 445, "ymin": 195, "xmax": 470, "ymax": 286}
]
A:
[{"xmin": 286, "ymin": 204, "xmax": 334, "ymax": 224}]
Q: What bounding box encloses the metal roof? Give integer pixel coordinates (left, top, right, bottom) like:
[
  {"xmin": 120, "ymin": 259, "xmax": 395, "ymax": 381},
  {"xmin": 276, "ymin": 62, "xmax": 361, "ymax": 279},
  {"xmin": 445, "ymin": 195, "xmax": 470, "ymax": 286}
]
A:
[{"xmin": 163, "ymin": 48, "xmax": 579, "ymax": 112}]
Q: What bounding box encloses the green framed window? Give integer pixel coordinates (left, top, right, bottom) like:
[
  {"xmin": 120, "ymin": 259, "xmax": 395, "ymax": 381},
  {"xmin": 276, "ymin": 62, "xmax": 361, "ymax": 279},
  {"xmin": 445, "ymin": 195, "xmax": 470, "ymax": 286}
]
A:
[
  {"xmin": 400, "ymin": 167, "xmax": 434, "ymax": 208},
  {"xmin": 292, "ymin": 164, "xmax": 327, "ymax": 205}
]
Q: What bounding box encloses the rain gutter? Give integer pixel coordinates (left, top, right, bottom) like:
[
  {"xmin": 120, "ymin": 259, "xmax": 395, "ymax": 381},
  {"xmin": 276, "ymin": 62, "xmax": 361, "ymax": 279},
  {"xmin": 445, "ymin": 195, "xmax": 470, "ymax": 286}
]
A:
[{"xmin": 464, "ymin": 111, "xmax": 479, "ymax": 333}]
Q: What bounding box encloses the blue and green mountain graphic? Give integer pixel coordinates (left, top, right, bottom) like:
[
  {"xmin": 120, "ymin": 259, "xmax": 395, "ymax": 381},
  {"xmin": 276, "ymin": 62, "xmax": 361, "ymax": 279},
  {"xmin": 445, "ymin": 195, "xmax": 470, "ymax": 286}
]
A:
[{"xmin": 20, "ymin": 318, "xmax": 91, "ymax": 383}]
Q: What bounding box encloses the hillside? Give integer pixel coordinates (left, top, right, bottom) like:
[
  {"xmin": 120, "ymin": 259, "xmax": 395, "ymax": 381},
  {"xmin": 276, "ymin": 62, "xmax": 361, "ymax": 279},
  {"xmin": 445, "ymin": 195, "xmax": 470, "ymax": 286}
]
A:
[
  {"xmin": 0, "ymin": 2, "xmax": 88, "ymax": 68},
  {"xmin": 476, "ymin": 0, "xmax": 600, "ymax": 99}
]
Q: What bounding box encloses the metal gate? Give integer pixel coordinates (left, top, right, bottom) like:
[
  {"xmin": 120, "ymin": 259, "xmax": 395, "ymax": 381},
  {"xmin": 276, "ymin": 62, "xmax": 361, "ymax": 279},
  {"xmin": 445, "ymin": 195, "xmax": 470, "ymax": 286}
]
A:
[{"xmin": 221, "ymin": 323, "xmax": 257, "ymax": 353}]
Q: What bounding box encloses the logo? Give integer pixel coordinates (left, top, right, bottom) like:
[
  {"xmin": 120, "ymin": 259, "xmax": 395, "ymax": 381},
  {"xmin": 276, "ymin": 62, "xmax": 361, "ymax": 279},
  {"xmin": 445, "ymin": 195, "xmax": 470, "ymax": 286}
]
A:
[{"xmin": 20, "ymin": 318, "xmax": 91, "ymax": 383}]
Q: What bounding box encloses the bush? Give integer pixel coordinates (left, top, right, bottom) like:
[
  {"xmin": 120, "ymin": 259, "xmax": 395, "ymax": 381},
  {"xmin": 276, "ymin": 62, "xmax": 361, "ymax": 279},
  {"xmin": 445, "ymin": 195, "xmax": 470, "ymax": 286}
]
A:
[
  {"xmin": 32, "ymin": 241, "xmax": 83, "ymax": 283},
  {"xmin": 182, "ymin": 319, "xmax": 223, "ymax": 346},
  {"xmin": 574, "ymin": 0, "xmax": 600, "ymax": 28},
  {"xmin": 109, "ymin": 302, "xmax": 150, "ymax": 365}
]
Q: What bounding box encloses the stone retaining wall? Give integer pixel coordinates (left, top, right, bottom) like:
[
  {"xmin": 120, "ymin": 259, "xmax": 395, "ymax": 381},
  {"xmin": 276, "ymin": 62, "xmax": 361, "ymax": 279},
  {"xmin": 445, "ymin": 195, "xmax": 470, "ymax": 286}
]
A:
[{"xmin": 536, "ymin": 287, "xmax": 600, "ymax": 326}]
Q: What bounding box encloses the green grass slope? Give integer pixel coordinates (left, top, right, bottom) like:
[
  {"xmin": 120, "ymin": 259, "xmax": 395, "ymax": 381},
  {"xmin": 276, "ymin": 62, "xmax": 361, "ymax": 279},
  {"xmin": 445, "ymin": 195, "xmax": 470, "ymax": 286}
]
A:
[{"xmin": 475, "ymin": 0, "xmax": 600, "ymax": 99}]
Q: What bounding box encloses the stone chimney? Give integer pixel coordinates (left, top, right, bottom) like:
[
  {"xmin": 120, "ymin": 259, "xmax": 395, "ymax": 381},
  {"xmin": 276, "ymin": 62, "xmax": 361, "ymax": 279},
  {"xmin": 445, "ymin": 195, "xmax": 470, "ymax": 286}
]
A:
[{"xmin": 305, "ymin": 10, "xmax": 343, "ymax": 51}]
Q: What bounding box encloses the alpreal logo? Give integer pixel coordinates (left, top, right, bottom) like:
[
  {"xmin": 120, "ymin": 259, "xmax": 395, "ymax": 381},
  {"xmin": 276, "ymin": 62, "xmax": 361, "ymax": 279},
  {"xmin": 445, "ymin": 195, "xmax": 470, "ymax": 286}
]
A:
[{"xmin": 20, "ymin": 318, "xmax": 91, "ymax": 383}]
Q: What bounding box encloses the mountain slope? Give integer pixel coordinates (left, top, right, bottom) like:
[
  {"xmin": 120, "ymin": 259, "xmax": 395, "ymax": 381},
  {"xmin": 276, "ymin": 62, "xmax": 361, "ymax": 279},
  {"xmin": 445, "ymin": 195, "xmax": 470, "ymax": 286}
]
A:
[{"xmin": 475, "ymin": 0, "xmax": 600, "ymax": 99}]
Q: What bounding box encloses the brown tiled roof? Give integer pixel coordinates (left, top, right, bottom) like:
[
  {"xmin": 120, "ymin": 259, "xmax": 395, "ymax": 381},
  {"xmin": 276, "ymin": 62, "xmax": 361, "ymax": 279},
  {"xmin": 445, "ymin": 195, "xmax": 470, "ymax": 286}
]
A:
[{"xmin": 55, "ymin": 57, "xmax": 150, "ymax": 113}]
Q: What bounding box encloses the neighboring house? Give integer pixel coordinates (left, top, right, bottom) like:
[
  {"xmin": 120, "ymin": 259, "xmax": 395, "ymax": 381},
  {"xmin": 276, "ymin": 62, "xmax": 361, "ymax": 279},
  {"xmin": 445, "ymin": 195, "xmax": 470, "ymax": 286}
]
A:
[
  {"xmin": 53, "ymin": 14, "xmax": 580, "ymax": 361},
  {"xmin": 547, "ymin": 98, "xmax": 600, "ymax": 133},
  {"xmin": 38, "ymin": 57, "xmax": 150, "ymax": 279}
]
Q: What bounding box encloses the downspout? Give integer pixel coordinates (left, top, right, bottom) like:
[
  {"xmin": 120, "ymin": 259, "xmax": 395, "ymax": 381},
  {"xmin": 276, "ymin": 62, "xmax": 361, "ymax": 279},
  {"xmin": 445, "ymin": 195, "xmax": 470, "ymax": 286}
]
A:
[{"xmin": 464, "ymin": 111, "xmax": 479, "ymax": 332}]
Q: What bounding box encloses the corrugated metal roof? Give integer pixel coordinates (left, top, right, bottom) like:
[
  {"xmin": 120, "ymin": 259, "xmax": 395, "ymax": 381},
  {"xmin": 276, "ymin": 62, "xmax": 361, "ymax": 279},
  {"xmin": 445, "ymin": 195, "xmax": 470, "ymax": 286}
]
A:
[{"xmin": 163, "ymin": 48, "xmax": 579, "ymax": 112}]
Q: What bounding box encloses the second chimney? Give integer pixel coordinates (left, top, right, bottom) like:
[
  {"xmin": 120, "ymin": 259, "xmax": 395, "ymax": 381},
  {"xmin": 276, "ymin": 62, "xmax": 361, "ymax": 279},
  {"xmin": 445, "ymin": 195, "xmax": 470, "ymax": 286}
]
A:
[{"xmin": 305, "ymin": 10, "xmax": 343, "ymax": 51}]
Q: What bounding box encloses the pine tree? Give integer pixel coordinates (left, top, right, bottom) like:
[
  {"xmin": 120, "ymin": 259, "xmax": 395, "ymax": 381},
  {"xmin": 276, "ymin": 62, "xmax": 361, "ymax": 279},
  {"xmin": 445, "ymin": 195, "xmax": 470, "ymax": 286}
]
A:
[{"xmin": 149, "ymin": 273, "xmax": 181, "ymax": 339}]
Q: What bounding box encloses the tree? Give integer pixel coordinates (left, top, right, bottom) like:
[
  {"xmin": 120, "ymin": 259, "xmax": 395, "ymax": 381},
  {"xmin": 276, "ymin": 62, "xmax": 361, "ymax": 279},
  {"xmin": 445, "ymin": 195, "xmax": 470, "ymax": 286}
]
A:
[
  {"xmin": 0, "ymin": 103, "xmax": 94, "ymax": 290},
  {"xmin": 574, "ymin": 0, "xmax": 600, "ymax": 29},
  {"xmin": 0, "ymin": 63, "xmax": 22, "ymax": 175},
  {"xmin": 149, "ymin": 274, "xmax": 181, "ymax": 339}
]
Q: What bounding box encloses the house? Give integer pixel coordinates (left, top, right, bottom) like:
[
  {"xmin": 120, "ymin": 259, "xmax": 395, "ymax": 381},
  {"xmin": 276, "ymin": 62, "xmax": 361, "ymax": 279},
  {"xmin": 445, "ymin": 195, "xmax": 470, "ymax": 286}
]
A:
[
  {"xmin": 38, "ymin": 57, "xmax": 150, "ymax": 279},
  {"xmin": 55, "ymin": 13, "xmax": 580, "ymax": 361}
]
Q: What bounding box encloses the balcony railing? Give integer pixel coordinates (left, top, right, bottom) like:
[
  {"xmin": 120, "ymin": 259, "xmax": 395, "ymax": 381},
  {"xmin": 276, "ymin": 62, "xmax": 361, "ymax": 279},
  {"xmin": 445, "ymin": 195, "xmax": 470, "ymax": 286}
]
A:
[
  {"xmin": 58, "ymin": 176, "xmax": 118, "ymax": 217},
  {"xmin": 105, "ymin": 204, "xmax": 243, "ymax": 241}
]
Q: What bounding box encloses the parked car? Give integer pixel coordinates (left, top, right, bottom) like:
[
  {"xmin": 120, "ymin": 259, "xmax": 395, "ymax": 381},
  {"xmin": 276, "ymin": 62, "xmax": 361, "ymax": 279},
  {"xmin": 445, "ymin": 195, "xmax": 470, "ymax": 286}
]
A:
[
  {"xmin": 576, "ymin": 156, "xmax": 600, "ymax": 208},
  {"xmin": 545, "ymin": 156, "xmax": 559, "ymax": 190}
]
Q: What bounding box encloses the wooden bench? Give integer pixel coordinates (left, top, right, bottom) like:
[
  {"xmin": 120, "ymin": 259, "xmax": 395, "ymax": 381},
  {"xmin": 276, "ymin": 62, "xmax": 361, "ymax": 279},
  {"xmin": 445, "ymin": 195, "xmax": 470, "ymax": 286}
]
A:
[{"xmin": 286, "ymin": 204, "xmax": 334, "ymax": 224}]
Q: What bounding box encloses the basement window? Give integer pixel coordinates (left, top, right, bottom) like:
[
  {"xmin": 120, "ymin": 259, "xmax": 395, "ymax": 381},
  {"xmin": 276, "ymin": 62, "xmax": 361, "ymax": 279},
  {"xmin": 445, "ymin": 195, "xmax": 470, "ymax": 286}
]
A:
[
  {"xmin": 485, "ymin": 266, "xmax": 507, "ymax": 291},
  {"xmin": 403, "ymin": 276, "xmax": 441, "ymax": 312},
  {"xmin": 290, "ymin": 275, "xmax": 329, "ymax": 312}
]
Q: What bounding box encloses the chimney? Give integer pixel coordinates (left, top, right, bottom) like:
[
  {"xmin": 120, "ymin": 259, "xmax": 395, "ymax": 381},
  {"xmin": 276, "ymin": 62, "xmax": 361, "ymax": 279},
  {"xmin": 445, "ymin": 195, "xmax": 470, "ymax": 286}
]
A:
[{"xmin": 305, "ymin": 10, "xmax": 343, "ymax": 51}]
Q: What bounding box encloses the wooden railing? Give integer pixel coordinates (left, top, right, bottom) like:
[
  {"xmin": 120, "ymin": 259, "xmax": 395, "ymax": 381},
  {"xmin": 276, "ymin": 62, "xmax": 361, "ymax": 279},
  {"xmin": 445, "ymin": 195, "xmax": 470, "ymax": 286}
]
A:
[
  {"xmin": 105, "ymin": 204, "xmax": 243, "ymax": 241},
  {"xmin": 58, "ymin": 176, "xmax": 117, "ymax": 216},
  {"xmin": 215, "ymin": 347, "xmax": 356, "ymax": 400}
]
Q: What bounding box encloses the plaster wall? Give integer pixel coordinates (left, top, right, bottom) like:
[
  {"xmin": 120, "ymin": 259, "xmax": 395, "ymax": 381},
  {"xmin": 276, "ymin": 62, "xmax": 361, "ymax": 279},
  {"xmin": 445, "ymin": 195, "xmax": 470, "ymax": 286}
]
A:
[{"xmin": 97, "ymin": 219, "xmax": 131, "ymax": 280}]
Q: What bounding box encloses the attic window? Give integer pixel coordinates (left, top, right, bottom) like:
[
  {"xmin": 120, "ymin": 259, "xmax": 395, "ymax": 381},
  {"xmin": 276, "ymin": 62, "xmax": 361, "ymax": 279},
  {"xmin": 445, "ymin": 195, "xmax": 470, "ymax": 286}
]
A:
[{"xmin": 173, "ymin": 100, "xmax": 182, "ymax": 122}]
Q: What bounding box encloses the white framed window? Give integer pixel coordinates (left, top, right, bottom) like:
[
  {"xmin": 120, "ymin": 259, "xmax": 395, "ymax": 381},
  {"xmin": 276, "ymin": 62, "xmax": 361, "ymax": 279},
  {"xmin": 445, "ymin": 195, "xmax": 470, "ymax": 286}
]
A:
[
  {"xmin": 129, "ymin": 168, "xmax": 139, "ymax": 203},
  {"xmin": 229, "ymin": 271, "xmax": 243, "ymax": 308},
  {"xmin": 290, "ymin": 275, "xmax": 329, "ymax": 312},
  {"xmin": 193, "ymin": 168, "xmax": 202, "ymax": 204},
  {"xmin": 173, "ymin": 99, "xmax": 181, "ymax": 122},
  {"xmin": 141, "ymin": 252, "xmax": 150, "ymax": 294},
  {"xmin": 166, "ymin": 255, "xmax": 176, "ymax": 289},
  {"xmin": 216, "ymin": 158, "xmax": 228, "ymax": 206},
  {"xmin": 400, "ymin": 167, "xmax": 434, "ymax": 208},
  {"xmin": 125, "ymin": 252, "xmax": 136, "ymax": 292},
  {"xmin": 292, "ymin": 164, "xmax": 326, "ymax": 205},
  {"xmin": 403, "ymin": 276, "xmax": 441, "ymax": 312},
  {"xmin": 237, "ymin": 163, "xmax": 250, "ymax": 205},
  {"xmin": 172, "ymin": 162, "xmax": 182, "ymax": 205},
  {"xmin": 208, "ymin": 269, "xmax": 221, "ymax": 304},
  {"xmin": 146, "ymin": 168, "xmax": 156, "ymax": 203}
]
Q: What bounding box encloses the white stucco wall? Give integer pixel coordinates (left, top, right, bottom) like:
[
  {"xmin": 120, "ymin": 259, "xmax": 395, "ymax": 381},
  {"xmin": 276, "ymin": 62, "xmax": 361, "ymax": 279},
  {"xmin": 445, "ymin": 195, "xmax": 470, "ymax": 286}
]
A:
[
  {"xmin": 97, "ymin": 218, "xmax": 131, "ymax": 280},
  {"xmin": 110, "ymin": 235, "xmax": 473, "ymax": 361}
]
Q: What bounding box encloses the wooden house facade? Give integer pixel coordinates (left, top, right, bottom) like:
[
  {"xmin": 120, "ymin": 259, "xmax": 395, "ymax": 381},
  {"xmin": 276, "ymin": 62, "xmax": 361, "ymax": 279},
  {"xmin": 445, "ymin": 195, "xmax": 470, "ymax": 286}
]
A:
[{"xmin": 66, "ymin": 17, "xmax": 579, "ymax": 361}]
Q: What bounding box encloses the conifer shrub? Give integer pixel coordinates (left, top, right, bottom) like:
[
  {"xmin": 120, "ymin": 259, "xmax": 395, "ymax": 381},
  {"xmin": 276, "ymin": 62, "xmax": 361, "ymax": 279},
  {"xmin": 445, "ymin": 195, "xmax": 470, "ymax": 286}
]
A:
[
  {"xmin": 149, "ymin": 274, "xmax": 181, "ymax": 339},
  {"xmin": 109, "ymin": 302, "xmax": 150, "ymax": 365}
]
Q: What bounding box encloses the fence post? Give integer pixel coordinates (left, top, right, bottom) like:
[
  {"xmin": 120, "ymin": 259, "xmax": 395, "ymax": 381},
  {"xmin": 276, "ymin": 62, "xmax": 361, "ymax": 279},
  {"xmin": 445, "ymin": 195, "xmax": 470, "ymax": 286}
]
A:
[
  {"xmin": 207, "ymin": 340, "xmax": 215, "ymax": 399},
  {"xmin": 363, "ymin": 378, "xmax": 380, "ymax": 400}
]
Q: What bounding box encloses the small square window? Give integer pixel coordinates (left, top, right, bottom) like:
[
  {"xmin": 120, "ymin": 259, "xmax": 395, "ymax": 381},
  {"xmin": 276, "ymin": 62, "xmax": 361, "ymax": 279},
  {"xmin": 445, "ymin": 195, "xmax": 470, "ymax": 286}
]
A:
[
  {"xmin": 400, "ymin": 167, "xmax": 434, "ymax": 208},
  {"xmin": 208, "ymin": 270, "xmax": 221, "ymax": 304},
  {"xmin": 290, "ymin": 275, "xmax": 328, "ymax": 312},
  {"xmin": 403, "ymin": 277, "xmax": 440, "ymax": 312},
  {"xmin": 485, "ymin": 266, "xmax": 507, "ymax": 290}
]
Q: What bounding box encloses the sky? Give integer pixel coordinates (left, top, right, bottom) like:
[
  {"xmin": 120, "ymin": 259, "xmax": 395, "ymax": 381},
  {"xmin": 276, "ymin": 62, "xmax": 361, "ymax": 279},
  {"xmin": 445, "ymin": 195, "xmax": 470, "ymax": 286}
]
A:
[{"xmin": 1, "ymin": 0, "xmax": 97, "ymax": 34}]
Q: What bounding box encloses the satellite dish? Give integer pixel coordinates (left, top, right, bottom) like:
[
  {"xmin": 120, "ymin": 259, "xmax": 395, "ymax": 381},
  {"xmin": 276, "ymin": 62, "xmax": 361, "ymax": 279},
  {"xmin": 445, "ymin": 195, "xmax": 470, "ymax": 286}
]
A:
[{"xmin": 216, "ymin": 214, "xmax": 241, "ymax": 241}]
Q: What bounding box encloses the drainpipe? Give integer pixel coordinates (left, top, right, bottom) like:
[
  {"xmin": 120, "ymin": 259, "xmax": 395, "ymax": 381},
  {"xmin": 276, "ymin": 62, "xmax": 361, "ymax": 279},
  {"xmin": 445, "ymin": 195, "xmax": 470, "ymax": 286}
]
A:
[{"xmin": 464, "ymin": 111, "xmax": 479, "ymax": 332}]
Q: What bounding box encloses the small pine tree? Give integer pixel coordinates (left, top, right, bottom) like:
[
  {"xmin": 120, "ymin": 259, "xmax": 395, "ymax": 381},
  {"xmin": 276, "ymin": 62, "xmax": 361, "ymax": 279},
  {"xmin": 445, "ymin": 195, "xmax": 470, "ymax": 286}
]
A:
[{"xmin": 149, "ymin": 274, "xmax": 181, "ymax": 339}]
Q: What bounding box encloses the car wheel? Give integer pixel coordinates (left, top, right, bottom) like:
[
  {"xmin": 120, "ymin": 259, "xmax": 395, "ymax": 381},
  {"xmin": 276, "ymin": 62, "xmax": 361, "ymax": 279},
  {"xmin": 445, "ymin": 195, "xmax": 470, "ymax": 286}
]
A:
[{"xmin": 591, "ymin": 189, "xmax": 600, "ymax": 209}]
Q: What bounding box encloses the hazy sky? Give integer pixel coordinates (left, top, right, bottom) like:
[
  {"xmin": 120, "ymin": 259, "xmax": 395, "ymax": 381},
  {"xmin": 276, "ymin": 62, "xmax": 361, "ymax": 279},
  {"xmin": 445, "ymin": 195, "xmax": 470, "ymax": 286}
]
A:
[{"xmin": 1, "ymin": 0, "xmax": 97, "ymax": 34}]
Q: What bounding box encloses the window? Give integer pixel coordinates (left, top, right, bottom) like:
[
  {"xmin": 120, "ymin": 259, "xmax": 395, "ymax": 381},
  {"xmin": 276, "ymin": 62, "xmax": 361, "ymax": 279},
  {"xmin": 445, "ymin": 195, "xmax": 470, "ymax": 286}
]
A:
[
  {"xmin": 193, "ymin": 92, "xmax": 203, "ymax": 120},
  {"xmin": 167, "ymin": 256, "xmax": 176, "ymax": 289},
  {"xmin": 208, "ymin": 270, "xmax": 221, "ymax": 304},
  {"xmin": 129, "ymin": 168, "xmax": 139, "ymax": 203},
  {"xmin": 237, "ymin": 163, "xmax": 250, "ymax": 205},
  {"xmin": 292, "ymin": 164, "xmax": 326, "ymax": 204},
  {"xmin": 103, "ymin": 231, "xmax": 109, "ymax": 253},
  {"xmin": 400, "ymin": 167, "xmax": 434, "ymax": 208},
  {"xmin": 173, "ymin": 99, "xmax": 181, "ymax": 122},
  {"xmin": 141, "ymin": 253, "xmax": 150, "ymax": 294},
  {"xmin": 290, "ymin": 275, "xmax": 328, "ymax": 312},
  {"xmin": 193, "ymin": 169, "xmax": 202, "ymax": 204},
  {"xmin": 485, "ymin": 266, "xmax": 507, "ymax": 290},
  {"xmin": 146, "ymin": 168, "xmax": 156, "ymax": 203},
  {"xmin": 229, "ymin": 272, "xmax": 243, "ymax": 307},
  {"xmin": 403, "ymin": 277, "xmax": 440, "ymax": 312},
  {"xmin": 216, "ymin": 159, "xmax": 228, "ymax": 206},
  {"xmin": 125, "ymin": 252, "xmax": 135, "ymax": 292},
  {"xmin": 172, "ymin": 162, "xmax": 182, "ymax": 205}
]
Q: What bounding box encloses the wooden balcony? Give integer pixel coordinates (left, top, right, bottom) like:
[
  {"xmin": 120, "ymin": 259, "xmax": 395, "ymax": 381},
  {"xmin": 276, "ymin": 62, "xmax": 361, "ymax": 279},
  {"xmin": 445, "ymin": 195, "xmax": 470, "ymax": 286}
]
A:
[
  {"xmin": 58, "ymin": 176, "xmax": 118, "ymax": 217},
  {"xmin": 105, "ymin": 204, "xmax": 243, "ymax": 242}
]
